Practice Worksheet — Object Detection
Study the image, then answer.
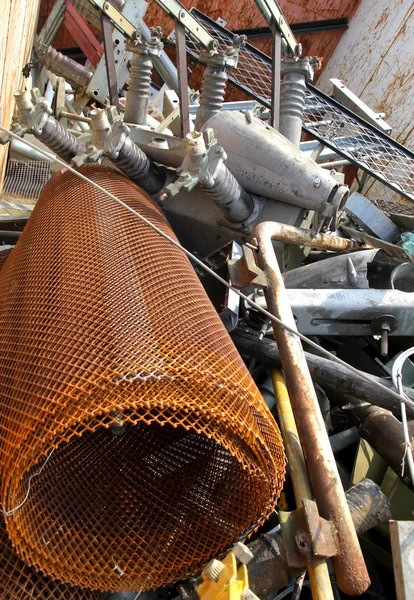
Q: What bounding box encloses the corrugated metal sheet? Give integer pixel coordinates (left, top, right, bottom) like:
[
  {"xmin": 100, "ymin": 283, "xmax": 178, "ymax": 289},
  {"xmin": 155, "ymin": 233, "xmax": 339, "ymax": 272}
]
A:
[{"xmin": 318, "ymin": 0, "xmax": 414, "ymax": 207}]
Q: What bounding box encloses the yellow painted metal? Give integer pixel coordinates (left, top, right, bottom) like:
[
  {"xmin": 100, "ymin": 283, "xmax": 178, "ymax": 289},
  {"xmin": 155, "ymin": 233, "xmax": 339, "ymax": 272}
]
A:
[
  {"xmin": 197, "ymin": 551, "xmax": 255, "ymax": 600},
  {"xmin": 271, "ymin": 369, "xmax": 334, "ymax": 600}
]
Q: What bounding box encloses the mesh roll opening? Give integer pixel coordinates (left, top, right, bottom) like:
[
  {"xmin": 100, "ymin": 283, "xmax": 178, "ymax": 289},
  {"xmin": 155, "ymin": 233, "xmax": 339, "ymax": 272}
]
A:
[
  {"xmin": 5, "ymin": 420, "xmax": 272, "ymax": 592},
  {"xmin": 0, "ymin": 165, "xmax": 285, "ymax": 592}
]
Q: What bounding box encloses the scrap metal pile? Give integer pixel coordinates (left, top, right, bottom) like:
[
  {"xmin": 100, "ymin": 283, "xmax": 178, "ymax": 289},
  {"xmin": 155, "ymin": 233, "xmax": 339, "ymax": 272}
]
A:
[{"xmin": 0, "ymin": 0, "xmax": 413, "ymax": 599}]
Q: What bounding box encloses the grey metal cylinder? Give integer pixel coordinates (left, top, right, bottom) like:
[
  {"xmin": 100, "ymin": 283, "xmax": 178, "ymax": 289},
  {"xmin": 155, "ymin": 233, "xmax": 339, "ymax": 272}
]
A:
[
  {"xmin": 124, "ymin": 50, "xmax": 152, "ymax": 125},
  {"xmin": 195, "ymin": 67, "xmax": 228, "ymax": 131},
  {"xmin": 279, "ymin": 71, "xmax": 307, "ymax": 146}
]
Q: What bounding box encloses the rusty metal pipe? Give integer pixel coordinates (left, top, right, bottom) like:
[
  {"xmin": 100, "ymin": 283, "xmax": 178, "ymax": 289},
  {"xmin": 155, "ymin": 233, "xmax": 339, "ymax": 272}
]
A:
[
  {"xmin": 272, "ymin": 369, "xmax": 334, "ymax": 600},
  {"xmin": 252, "ymin": 221, "xmax": 366, "ymax": 253},
  {"xmin": 253, "ymin": 221, "xmax": 370, "ymax": 596}
]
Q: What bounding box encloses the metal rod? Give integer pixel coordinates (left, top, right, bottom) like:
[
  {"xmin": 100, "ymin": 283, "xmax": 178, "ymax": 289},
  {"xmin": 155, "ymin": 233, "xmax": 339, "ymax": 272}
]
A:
[
  {"xmin": 101, "ymin": 13, "xmax": 119, "ymax": 109},
  {"xmin": 58, "ymin": 111, "xmax": 91, "ymax": 123},
  {"xmin": 270, "ymin": 26, "xmax": 281, "ymax": 130},
  {"xmin": 272, "ymin": 369, "xmax": 334, "ymax": 600},
  {"xmin": 231, "ymin": 328, "xmax": 414, "ymax": 419},
  {"xmin": 252, "ymin": 221, "xmax": 366, "ymax": 253},
  {"xmin": 175, "ymin": 20, "xmax": 190, "ymax": 138},
  {"xmin": 253, "ymin": 221, "xmax": 370, "ymax": 596}
]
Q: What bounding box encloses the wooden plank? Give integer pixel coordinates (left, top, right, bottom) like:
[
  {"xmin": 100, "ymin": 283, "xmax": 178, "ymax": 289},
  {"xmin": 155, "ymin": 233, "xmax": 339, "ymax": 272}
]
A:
[
  {"xmin": 390, "ymin": 521, "xmax": 414, "ymax": 600},
  {"xmin": 0, "ymin": 0, "xmax": 42, "ymax": 193},
  {"xmin": 64, "ymin": 0, "xmax": 103, "ymax": 68}
]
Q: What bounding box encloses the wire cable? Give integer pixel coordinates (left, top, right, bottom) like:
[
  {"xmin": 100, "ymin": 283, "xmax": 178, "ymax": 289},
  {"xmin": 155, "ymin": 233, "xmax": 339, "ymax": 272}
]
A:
[
  {"xmin": 1, "ymin": 124, "xmax": 413, "ymax": 413},
  {"xmin": 391, "ymin": 348, "xmax": 414, "ymax": 484}
]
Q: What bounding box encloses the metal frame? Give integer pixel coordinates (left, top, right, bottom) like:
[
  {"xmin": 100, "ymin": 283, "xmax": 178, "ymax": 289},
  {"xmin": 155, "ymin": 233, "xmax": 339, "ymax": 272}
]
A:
[{"xmin": 183, "ymin": 9, "xmax": 414, "ymax": 203}]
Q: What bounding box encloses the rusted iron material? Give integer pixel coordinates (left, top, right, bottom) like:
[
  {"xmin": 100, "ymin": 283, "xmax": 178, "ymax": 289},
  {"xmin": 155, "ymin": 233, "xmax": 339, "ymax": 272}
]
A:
[
  {"xmin": 178, "ymin": 479, "xmax": 390, "ymax": 600},
  {"xmin": 63, "ymin": 0, "xmax": 103, "ymax": 68},
  {"xmin": 279, "ymin": 501, "xmax": 338, "ymax": 569},
  {"xmin": 328, "ymin": 391, "xmax": 414, "ymax": 489},
  {"xmin": 175, "ymin": 21, "xmax": 191, "ymax": 138},
  {"xmin": 253, "ymin": 221, "xmax": 367, "ymax": 253},
  {"xmin": 253, "ymin": 221, "xmax": 371, "ymax": 596},
  {"xmin": 231, "ymin": 328, "xmax": 414, "ymax": 419},
  {"xmin": 272, "ymin": 369, "xmax": 334, "ymax": 600}
]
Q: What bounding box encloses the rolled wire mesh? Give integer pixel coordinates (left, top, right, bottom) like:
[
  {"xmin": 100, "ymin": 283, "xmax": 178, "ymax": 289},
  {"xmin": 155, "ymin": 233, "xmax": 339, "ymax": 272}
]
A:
[
  {"xmin": 0, "ymin": 165, "xmax": 285, "ymax": 592},
  {"xmin": 0, "ymin": 516, "xmax": 102, "ymax": 599}
]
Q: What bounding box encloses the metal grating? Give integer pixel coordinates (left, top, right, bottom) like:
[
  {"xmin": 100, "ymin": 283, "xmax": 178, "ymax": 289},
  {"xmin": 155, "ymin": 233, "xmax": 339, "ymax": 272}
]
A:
[
  {"xmin": 1, "ymin": 159, "xmax": 51, "ymax": 215},
  {"xmin": 0, "ymin": 514, "xmax": 102, "ymax": 599},
  {"xmin": 180, "ymin": 9, "xmax": 414, "ymax": 204},
  {"xmin": 0, "ymin": 165, "xmax": 285, "ymax": 593}
]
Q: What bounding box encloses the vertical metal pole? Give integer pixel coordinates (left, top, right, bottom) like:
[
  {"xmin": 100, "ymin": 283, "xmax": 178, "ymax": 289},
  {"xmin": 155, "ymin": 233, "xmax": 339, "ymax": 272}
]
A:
[
  {"xmin": 101, "ymin": 14, "xmax": 119, "ymax": 109},
  {"xmin": 252, "ymin": 221, "xmax": 371, "ymax": 597},
  {"xmin": 271, "ymin": 369, "xmax": 334, "ymax": 600},
  {"xmin": 270, "ymin": 24, "xmax": 281, "ymax": 131},
  {"xmin": 175, "ymin": 20, "xmax": 190, "ymax": 138}
]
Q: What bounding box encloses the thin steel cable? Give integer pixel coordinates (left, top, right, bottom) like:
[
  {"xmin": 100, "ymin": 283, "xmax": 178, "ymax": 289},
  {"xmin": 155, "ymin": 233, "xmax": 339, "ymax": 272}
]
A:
[
  {"xmin": 391, "ymin": 348, "xmax": 414, "ymax": 484},
  {"xmin": 0, "ymin": 125, "xmax": 412, "ymax": 412},
  {"xmin": 1, "ymin": 449, "xmax": 55, "ymax": 517}
]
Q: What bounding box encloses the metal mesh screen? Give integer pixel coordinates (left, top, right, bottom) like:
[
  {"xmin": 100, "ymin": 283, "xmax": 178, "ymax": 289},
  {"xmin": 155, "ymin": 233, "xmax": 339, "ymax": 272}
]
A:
[
  {"xmin": 181, "ymin": 9, "xmax": 414, "ymax": 204},
  {"xmin": 0, "ymin": 165, "xmax": 285, "ymax": 593},
  {"xmin": 1, "ymin": 159, "xmax": 51, "ymax": 216},
  {"xmin": 0, "ymin": 517, "xmax": 102, "ymax": 599}
]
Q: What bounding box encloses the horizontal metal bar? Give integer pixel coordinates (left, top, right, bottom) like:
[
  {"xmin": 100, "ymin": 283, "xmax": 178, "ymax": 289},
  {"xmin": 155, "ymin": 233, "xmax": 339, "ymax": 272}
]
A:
[{"xmin": 232, "ymin": 18, "xmax": 349, "ymax": 38}]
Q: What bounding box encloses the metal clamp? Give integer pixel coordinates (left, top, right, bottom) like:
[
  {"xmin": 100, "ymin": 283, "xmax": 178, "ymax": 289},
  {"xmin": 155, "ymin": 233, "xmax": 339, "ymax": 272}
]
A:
[
  {"xmin": 127, "ymin": 26, "xmax": 163, "ymax": 56},
  {"xmin": 196, "ymin": 543, "xmax": 259, "ymax": 600},
  {"xmin": 279, "ymin": 500, "xmax": 338, "ymax": 570},
  {"xmin": 199, "ymin": 34, "xmax": 246, "ymax": 69},
  {"xmin": 280, "ymin": 56, "xmax": 318, "ymax": 82}
]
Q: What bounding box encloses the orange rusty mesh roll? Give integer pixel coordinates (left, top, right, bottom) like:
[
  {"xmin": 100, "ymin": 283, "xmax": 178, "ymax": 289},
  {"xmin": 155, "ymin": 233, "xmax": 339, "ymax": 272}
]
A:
[
  {"xmin": 0, "ymin": 165, "xmax": 285, "ymax": 592},
  {"xmin": 0, "ymin": 516, "xmax": 102, "ymax": 599}
]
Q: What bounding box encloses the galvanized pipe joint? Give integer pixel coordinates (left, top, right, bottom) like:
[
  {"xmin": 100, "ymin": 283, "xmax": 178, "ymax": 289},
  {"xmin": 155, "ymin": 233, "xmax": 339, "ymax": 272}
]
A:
[
  {"xmin": 124, "ymin": 28, "xmax": 163, "ymax": 126},
  {"xmin": 194, "ymin": 35, "xmax": 246, "ymax": 131}
]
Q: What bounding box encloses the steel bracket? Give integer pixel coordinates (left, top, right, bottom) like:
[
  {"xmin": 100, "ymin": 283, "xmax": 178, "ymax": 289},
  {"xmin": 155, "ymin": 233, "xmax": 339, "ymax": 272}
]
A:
[
  {"xmin": 228, "ymin": 245, "xmax": 267, "ymax": 289},
  {"xmin": 279, "ymin": 499, "xmax": 338, "ymax": 570}
]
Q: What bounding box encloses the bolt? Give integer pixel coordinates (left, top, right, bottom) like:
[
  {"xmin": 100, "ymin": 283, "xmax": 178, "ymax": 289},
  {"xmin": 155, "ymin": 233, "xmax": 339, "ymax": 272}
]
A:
[
  {"xmin": 313, "ymin": 177, "xmax": 322, "ymax": 188},
  {"xmin": 203, "ymin": 559, "xmax": 224, "ymax": 582},
  {"xmin": 232, "ymin": 542, "xmax": 254, "ymax": 565},
  {"xmin": 199, "ymin": 174, "xmax": 208, "ymax": 184}
]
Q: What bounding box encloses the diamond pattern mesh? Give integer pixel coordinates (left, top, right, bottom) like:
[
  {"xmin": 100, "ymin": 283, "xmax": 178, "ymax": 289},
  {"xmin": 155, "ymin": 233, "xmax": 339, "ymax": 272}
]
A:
[
  {"xmin": 0, "ymin": 165, "xmax": 285, "ymax": 593},
  {"xmin": 181, "ymin": 9, "xmax": 414, "ymax": 204},
  {"xmin": 0, "ymin": 513, "xmax": 102, "ymax": 599}
]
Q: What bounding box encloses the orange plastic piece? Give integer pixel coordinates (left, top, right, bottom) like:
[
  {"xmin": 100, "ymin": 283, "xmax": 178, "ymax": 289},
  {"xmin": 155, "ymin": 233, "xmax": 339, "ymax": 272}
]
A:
[{"xmin": 0, "ymin": 165, "xmax": 285, "ymax": 592}]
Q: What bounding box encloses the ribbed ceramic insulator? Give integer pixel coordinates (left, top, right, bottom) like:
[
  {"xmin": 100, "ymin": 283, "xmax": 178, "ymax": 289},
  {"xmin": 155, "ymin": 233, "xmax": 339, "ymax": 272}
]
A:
[
  {"xmin": 124, "ymin": 51, "xmax": 153, "ymax": 125},
  {"xmin": 279, "ymin": 72, "xmax": 307, "ymax": 147},
  {"xmin": 37, "ymin": 116, "xmax": 86, "ymax": 162},
  {"xmin": 195, "ymin": 66, "xmax": 228, "ymax": 130}
]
